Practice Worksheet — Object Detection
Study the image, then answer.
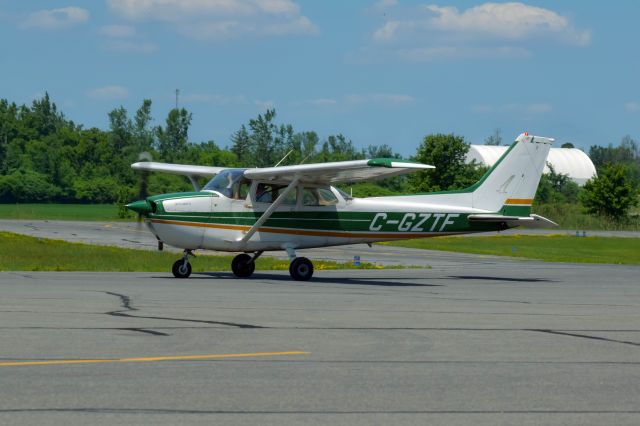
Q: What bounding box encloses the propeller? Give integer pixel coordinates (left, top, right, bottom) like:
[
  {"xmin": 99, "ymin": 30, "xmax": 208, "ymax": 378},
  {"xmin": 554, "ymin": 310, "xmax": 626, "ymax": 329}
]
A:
[{"xmin": 128, "ymin": 152, "xmax": 153, "ymax": 230}]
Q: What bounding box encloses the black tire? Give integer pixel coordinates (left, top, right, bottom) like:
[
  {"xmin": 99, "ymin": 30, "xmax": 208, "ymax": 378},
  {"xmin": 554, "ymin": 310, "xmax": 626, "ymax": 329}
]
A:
[
  {"xmin": 172, "ymin": 259, "xmax": 192, "ymax": 278},
  {"xmin": 232, "ymin": 253, "xmax": 255, "ymax": 278},
  {"xmin": 289, "ymin": 257, "xmax": 314, "ymax": 281}
]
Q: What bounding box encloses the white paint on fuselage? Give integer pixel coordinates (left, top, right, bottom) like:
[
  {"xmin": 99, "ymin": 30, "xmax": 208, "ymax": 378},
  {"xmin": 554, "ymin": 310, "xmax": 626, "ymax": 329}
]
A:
[{"xmin": 146, "ymin": 188, "xmax": 490, "ymax": 252}]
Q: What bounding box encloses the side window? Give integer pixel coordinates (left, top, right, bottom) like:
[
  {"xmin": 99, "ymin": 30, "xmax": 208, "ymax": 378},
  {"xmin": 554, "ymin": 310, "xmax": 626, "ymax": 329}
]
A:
[
  {"xmin": 317, "ymin": 188, "xmax": 338, "ymax": 205},
  {"xmin": 233, "ymin": 178, "xmax": 251, "ymax": 200},
  {"xmin": 302, "ymin": 188, "xmax": 319, "ymax": 206},
  {"xmin": 302, "ymin": 187, "xmax": 339, "ymax": 206},
  {"xmin": 256, "ymin": 183, "xmax": 296, "ymax": 204}
]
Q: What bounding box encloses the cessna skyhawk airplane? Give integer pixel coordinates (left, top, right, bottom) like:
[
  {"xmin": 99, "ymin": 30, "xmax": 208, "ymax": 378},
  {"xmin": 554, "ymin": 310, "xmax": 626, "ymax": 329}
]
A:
[{"xmin": 127, "ymin": 132, "xmax": 555, "ymax": 281}]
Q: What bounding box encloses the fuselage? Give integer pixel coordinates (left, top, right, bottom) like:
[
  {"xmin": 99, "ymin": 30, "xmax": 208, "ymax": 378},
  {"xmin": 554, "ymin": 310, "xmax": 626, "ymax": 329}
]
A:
[{"xmin": 140, "ymin": 179, "xmax": 507, "ymax": 252}]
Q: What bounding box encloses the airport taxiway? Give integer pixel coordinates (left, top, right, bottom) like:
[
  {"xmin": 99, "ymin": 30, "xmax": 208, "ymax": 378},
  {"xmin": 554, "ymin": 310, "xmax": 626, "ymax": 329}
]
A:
[{"xmin": 0, "ymin": 262, "xmax": 639, "ymax": 425}]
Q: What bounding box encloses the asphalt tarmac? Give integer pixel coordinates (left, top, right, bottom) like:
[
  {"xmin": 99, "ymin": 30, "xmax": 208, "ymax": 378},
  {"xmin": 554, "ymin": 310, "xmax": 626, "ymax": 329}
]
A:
[{"xmin": 1, "ymin": 262, "xmax": 639, "ymax": 425}]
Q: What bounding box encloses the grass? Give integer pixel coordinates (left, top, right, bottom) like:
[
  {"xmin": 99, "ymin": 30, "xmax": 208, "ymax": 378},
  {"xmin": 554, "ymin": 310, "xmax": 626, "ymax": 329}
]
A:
[
  {"xmin": 534, "ymin": 203, "xmax": 640, "ymax": 231},
  {"xmin": 0, "ymin": 232, "xmax": 389, "ymax": 272},
  {"xmin": 0, "ymin": 203, "xmax": 129, "ymax": 221},
  {"xmin": 383, "ymin": 234, "xmax": 640, "ymax": 265}
]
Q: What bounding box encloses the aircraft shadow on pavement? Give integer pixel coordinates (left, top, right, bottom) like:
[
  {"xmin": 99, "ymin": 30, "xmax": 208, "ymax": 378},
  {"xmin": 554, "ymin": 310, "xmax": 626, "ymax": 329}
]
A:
[
  {"xmin": 448, "ymin": 275, "xmax": 555, "ymax": 283},
  {"xmin": 157, "ymin": 272, "xmax": 443, "ymax": 287}
]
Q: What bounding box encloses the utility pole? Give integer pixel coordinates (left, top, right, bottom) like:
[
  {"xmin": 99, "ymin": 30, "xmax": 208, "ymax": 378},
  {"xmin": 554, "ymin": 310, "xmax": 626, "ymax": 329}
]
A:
[{"xmin": 175, "ymin": 89, "xmax": 180, "ymax": 110}]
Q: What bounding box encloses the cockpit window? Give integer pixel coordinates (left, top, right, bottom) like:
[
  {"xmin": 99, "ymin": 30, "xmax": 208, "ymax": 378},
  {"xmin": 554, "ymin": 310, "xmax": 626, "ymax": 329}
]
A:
[
  {"xmin": 335, "ymin": 187, "xmax": 353, "ymax": 201},
  {"xmin": 203, "ymin": 169, "xmax": 250, "ymax": 199}
]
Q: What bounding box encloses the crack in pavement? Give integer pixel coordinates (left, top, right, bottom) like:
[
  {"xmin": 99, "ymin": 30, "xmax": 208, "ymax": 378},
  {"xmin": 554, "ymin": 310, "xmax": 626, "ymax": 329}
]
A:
[
  {"xmin": 103, "ymin": 291, "xmax": 264, "ymax": 330},
  {"xmin": 530, "ymin": 329, "xmax": 640, "ymax": 347},
  {"xmin": 1, "ymin": 408, "xmax": 640, "ymax": 414}
]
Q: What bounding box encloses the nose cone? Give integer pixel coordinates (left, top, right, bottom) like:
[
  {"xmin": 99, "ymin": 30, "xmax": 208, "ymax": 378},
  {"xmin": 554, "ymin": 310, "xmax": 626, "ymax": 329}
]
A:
[{"xmin": 126, "ymin": 200, "xmax": 152, "ymax": 215}]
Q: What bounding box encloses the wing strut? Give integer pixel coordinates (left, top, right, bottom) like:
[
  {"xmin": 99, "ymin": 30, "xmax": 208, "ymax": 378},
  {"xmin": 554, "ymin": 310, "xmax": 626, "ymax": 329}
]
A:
[
  {"xmin": 238, "ymin": 177, "xmax": 300, "ymax": 243},
  {"xmin": 187, "ymin": 176, "xmax": 201, "ymax": 191}
]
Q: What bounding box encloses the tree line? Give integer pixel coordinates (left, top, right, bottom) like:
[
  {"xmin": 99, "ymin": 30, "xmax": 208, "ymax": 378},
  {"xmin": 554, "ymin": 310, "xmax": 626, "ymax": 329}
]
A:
[{"xmin": 0, "ymin": 94, "xmax": 638, "ymax": 222}]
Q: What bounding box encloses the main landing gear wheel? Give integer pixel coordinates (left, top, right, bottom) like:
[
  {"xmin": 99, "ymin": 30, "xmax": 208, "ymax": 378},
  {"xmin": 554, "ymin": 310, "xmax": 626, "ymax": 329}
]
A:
[
  {"xmin": 289, "ymin": 257, "xmax": 314, "ymax": 281},
  {"xmin": 172, "ymin": 259, "xmax": 192, "ymax": 278},
  {"xmin": 232, "ymin": 253, "xmax": 255, "ymax": 278}
]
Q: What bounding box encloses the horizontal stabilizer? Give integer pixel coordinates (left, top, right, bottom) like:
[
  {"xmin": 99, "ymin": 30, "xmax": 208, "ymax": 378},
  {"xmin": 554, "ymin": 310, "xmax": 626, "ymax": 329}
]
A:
[{"xmin": 468, "ymin": 213, "xmax": 558, "ymax": 228}]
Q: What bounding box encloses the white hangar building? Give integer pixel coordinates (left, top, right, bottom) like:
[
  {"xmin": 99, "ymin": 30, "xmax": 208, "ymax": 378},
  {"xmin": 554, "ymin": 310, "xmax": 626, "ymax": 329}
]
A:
[{"xmin": 466, "ymin": 145, "xmax": 597, "ymax": 186}]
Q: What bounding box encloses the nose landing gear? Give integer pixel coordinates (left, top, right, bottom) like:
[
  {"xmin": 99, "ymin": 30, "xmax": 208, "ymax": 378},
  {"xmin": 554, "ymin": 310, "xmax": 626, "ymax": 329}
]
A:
[{"xmin": 172, "ymin": 249, "xmax": 194, "ymax": 278}]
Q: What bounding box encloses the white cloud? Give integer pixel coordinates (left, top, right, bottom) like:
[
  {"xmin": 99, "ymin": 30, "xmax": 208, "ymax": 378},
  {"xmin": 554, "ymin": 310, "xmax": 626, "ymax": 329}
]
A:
[
  {"xmin": 374, "ymin": 2, "xmax": 590, "ymax": 45},
  {"xmin": 86, "ymin": 85, "xmax": 129, "ymax": 100},
  {"xmin": 21, "ymin": 7, "xmax": 89, "ymax": 30},
  {"xmin": 107, "ymin": 0, "xmax": 318, "ymax": 39},
  {"xmin": 423, "ymin": 3, "xmax": 590, "ymax": 45},
  {"xmin": 625, "ymin": 102, "xmax": 640, "ymax": 112},
  {"xmin": 369, "ymin": 2, "xmax": 590, "ymax": 63},
  {"xmin": 100, "ymin": 24, "xmax": 136, "ymax": 38}
]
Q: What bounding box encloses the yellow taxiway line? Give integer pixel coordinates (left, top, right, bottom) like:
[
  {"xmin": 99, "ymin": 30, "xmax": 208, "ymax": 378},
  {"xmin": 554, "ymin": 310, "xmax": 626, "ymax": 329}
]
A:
[{"xmin": 0, "ymin": 351, "xmax": 309, "ymax": 367}]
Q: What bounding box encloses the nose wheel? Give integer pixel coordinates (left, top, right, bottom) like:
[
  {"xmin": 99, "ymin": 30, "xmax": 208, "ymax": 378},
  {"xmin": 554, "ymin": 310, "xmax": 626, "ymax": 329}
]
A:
[{"xmin": 172, "ymin": 249, "xmax": 193, "ymax": 278}]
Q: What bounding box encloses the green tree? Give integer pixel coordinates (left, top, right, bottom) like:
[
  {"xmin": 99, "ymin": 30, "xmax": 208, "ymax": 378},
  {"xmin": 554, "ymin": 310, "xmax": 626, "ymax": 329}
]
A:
[
  {"xmin": 133, "ymin": 99, "xmax": 154, "ymax": 152},
  {"xmin": 535, "ymin": 163, "xmax": 580, "ymax": 204},
  {"xmin": 318, "ymin": 134, "xmax": 364, "ymax": 162},
  {"xmin": 367, "ymin": 144, "xmax": 399, "ymax": 159},
  {"xmin": 231, "ymin": 125, "xmax": 252, "ymax": 165},
  {"xmin": 410, "ymin": 133, "xmax": 484, "ymax": 192},
  {"xmin": 0, "ymin": 170, "xmax": 59, "ymax": 202},
  {"xmin": 156, "ymin": 108, "xmax": 192, "ymax": 162},
  {"xmin": 580, "ymin": 164, "xmax": 638, "ymax": 220}
]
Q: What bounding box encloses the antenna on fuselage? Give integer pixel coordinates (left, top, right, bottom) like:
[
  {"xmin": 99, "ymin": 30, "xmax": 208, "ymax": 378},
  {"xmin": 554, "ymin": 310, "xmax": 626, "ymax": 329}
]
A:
[{"xmin": 299, "ymin": 153, "xmax": 311, "ymax": 164}]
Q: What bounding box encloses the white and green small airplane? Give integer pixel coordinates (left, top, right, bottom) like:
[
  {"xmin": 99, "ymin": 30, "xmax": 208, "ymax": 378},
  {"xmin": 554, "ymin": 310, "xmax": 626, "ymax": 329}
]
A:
[{"xmin": 127, "ymin": 132, "xmax": 556, "ymax": 281}]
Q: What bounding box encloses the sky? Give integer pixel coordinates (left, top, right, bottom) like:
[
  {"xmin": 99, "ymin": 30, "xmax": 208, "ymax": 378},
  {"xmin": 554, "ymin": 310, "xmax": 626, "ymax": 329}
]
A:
[{"xmin": 0, "ymin": 0, "xmax": 639, "ymax": 157}]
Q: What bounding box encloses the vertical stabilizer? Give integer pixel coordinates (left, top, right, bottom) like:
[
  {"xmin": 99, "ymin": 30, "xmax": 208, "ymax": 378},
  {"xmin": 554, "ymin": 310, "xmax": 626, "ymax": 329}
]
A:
[{"xmin": 470, "ymin": 133, "xmax": 553, "ymax": 214}]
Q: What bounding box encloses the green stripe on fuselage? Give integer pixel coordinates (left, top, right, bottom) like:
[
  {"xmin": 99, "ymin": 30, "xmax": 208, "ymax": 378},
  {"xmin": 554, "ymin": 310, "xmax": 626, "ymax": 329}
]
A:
[{"xmin": 148, "ymin": 210, "xmax": 505, "ymax": 234}]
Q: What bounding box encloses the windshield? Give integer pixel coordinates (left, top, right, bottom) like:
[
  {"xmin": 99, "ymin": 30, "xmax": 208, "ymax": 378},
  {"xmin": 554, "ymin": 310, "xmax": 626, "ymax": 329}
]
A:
[
  {"xmin": 335, "ymin": 187, "xmax": 353, "ymax": 201},
  {"xmin": 203, "ymin": 169, "xmax": 250, "ymax": 199}
]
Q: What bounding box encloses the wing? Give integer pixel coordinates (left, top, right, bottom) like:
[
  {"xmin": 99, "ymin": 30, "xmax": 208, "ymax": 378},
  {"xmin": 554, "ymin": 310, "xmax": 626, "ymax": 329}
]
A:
[
  {"xmin": 131, "ymin": 161, "xmax": 226, "ymax": 177},
  {"xmin": 243, "ymin": 158, "xmax": 434, "ymax": 185},
  {"xmin": 131, "ymin": 162, "xmax": 227, "ymax": 191}
]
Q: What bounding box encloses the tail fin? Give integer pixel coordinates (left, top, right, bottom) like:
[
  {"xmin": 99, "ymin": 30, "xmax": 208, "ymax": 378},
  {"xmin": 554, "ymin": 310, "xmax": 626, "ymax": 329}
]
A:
[{"xmin": 470, "ymin": 133, "xmax": 553, "ymax": 214}]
